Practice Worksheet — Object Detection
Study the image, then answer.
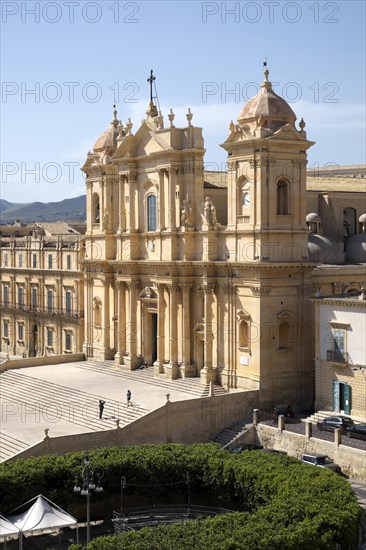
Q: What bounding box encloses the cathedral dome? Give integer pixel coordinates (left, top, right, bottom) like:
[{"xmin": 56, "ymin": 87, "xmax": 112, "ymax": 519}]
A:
[
  {"xmin": 345, "ymin": 234, "xmax": 366, "ymax": 264},
  {"xmin": 237, "ymin": 69, "xmax": 296, "ymax": 128},
  {"xmin": 93, "ymin": 109, "xmax": 120, "ymax": 154},
  {"xmin": 308, "ymin": 234, "xmax": 344, "ymax": 265}
]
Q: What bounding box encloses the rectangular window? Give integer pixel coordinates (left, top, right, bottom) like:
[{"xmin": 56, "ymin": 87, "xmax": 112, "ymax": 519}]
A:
[
  {"xmin": 48, "ymin": 254, "xmax": 53, "ymax": 269},
  {"xmin": 18, "ymin": 324, "xmax": 24, "ymax": 341},
  {"xmin": 32, "ymin": 254, "xmax": 37, "ymax": 268},
  {"xmin": 3, "ymin": 286, "xmax": 9, "ymax": 305},
  {"xmin": 3, "ymin": 321, "xmax": 9, "ymax": 338},
  {"xmin": 4, "ymin": 254, "xmax": 8, "ymax": 267},
  {"xmin": 147, "ymin": 195, "xmax": 157, "ymax": 231},
  {"xmin": 18, "ymin": 286, "xmax": 23, "ymax": 307},
  {"xmin": 47, "ymin": 328, "xmax": 53, "ymax": 347},
  {"xmin": 67, "ymin": 255, "xmax": 71, "ymax": 270},
  {"xmin": 327, "ymin": 328, "xmax": 346, "ymax": 363},
  {"xmin": 32, "ymin": 287, "xmax": 37, "ymax": 309},
  {"xmin": 65, "ymin": 290, "xmax": 72, "ymax": 313},
  {"xmin": 19, "ymin": 253, "xmax": 23, "ymax": 268},
  {"xmin": 65, "ymin": 332, "xmax": 71, "ymax": 351},
  {"xmin": 47, "ymin": 289, "xmax": 53, "ymax": 312}
]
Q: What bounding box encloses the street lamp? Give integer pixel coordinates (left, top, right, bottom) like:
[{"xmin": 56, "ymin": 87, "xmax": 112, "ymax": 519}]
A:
[{"xmin": 73, "ymin": 453, "xmax": 103, "ymax": 547}]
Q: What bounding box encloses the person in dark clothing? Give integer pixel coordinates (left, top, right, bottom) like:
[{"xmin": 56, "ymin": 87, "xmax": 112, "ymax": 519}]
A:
[
  {"xmin": 127, "ymin": 390, "xmax": 132, "ymax": 407},
  {"xmin": 99, "ymin": 400, "xmax": 105, "ymax": 419}
]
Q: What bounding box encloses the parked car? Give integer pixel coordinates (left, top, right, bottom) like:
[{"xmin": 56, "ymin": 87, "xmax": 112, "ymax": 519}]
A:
[
  {"xmin": 274, "ymin": 405, "xmax": 294, "ymax": 418},
  {"xmin": 346, "ymin": 423, "xmax": 366, "ymax": 440},
  {"xmin": 301, "ymin": 453, "xmax": 341, "ymax": 474},
  {"xmin": 316, "ymin": 415, "xmax": 354, "ymax": 432}
]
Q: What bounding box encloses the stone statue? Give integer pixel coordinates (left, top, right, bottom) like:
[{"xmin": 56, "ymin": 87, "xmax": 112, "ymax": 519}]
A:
[
  {"xmin": 102, "ymin": 208, "xmax": 110, "ymax": 230},
  {"xmin": 204, "ymin": 196, "xmax": 217, "ymax": 227},
  {"xmin": 181, "ymin": 200, "xmax": 193, "ymax": 228}
]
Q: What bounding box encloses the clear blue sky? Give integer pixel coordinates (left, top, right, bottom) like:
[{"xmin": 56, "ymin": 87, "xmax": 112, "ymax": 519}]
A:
[{"xmin": 1, "ymin": 0, "xmax": 365, "ymax": 203}]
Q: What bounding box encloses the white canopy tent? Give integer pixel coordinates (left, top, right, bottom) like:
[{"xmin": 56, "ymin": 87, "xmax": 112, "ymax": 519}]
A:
[
  {"xmin": 7, "ymin": 495, "xmax": 78, "ymax": 549},
  {"xmin": 0, "ymin": 514, "xmax": 20, "ymax": 549}
]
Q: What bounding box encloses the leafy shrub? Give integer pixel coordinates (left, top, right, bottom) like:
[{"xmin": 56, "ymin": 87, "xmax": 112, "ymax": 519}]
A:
[{"xmin": 0, "ymin": 444, "xmax": 360, "ymax": 549}]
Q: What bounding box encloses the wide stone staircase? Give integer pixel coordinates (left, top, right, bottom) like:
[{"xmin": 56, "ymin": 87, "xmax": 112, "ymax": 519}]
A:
[
  {"xmin": 0, "ymin": 369, "xmax": 150, "ymax": 461},
  {"xmin": 77, "ymin": 360, "xmax": 228, "ymax": 397},
  {"xmin": 0, "ymin": 433, "xmax": 30, "ymax": 462}
]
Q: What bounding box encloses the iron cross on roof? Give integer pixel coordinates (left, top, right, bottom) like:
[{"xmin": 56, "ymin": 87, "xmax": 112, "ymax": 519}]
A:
[{"xmin": 147, "ymin": 69, "xmax": 156, "ymax": 102}]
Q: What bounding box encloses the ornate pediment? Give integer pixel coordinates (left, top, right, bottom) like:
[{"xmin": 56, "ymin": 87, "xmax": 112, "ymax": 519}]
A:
[
  {"xmin": 113, "ymin": 121, "xmax": 171, "ymax": 160},
  {"xmin": 276, "ymin": 309, "xmax": 293, "ymax": 319},
  {"xmin": 138, "ymin": 286, "xmax": 158, "ymax": 301}
]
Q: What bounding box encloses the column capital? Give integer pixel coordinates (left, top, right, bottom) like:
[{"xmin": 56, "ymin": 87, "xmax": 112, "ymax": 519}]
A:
[
  {"xmin": 249, "ymin": 285, "xmax": 271, "ymax": 297},
  {"xmin": 181, "ymin": 283, "xmax": 193, "ymax": 292},
  {"xmin": 200, "ymin": 283, "xmax": 217, "ymax": 294},
  {"xmin": 155, "ymin": 283, "xmax": 166, "ymax": 293}
]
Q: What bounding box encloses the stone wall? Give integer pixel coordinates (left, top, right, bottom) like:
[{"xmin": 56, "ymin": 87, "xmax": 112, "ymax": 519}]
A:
[
  {"xmin": 0, "ymin": 353, "xmax": 85, "ymax": 373},
  {"xmin": 8, "ymin": 390, "xmax": 259, "ymax": 461}
]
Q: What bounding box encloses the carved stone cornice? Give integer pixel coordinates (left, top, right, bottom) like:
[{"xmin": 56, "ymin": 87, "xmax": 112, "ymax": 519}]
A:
[{"xmin": 250, "ymin": 285, "xmax": 271, "ymax": 297}]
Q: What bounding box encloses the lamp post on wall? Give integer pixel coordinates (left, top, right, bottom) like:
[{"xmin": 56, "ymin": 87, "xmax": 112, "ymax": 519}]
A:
[{"xmin": 73, "ymin": 453, "xmax": 103, "ymax": 547}]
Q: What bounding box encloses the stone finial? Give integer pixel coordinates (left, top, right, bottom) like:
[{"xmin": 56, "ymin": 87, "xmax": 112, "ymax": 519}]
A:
[
  {"xmin": 186, "ymin": 108, "xmax": 193, "ymax": 127},
  {"xmin": 168, "ymin": 108, "xmax": 175, "ymax": 128},
  {"xmin": 229, "ymin": 120, "xmax": 235, "ymax": 132},
  {"xmin": 44, "ymin": 428, "xmax": 49, "ymax": 439},
  {"xmin": 166, "ymin": 393, "xmax": 170, "ymax": 403},
  {"xmin": 115, "ymin": 418, "xmax": 120, "ymax": 428},
  {"xmin": 112, "ymin": 105, "xmax": 118, "ymax": 127},
  {"xmin": 125, "ymin": 118, "xmax": 133, "ymax": 135},
  {"xmin": 264, "ymin": 68, "xmax": 269, "ymax": 81},
  {"xmin": 118, "ymin": 121, "xmax": 126, "ymax": 138},
  {"xmin": 299, "ymin": 118, "xmax": 306, "ymax": 130},
  {"xmin": 155, "ymin": 111, "xmax": 164, "ymax": 129}
]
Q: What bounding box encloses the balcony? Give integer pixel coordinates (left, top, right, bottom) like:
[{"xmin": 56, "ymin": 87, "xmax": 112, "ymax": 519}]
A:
[
  {"xmin": 326, "ymin": 350, "xmax": 350, "ymax": 364},
  {"xmin": 0, "ymin": 301, "xmax": 84, "ymax": 319}
]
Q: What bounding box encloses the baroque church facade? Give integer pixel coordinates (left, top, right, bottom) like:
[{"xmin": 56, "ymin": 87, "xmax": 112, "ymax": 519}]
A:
[{"xmin": 81, "ymin": 69, "xmax": 322, "ymax": 411}]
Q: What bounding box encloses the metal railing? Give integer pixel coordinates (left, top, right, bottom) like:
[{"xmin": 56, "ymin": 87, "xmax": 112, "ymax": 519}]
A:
[
  {"xmin": 326, "ymin": 350, "xmax": 350, "ymax": 364},
  {"xmin": 113, "ymin": 505, "xmax": 234, "ymax": 533},
  {"xmin": 0, "ymin": 301, "xmax": 83, "ymax": 318}
]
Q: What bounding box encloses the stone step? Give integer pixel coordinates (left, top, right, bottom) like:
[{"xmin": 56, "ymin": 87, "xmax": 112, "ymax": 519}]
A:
[
  {"xmin": 0, "ymin": 433, "xmax": 29, "ymax": 461},
  {"xmin": 78, "ymin": 360, "xmax": 213, "ymax": 397},
  {"xmin": 1, "ymin": 370, "xmax": 149, "ymax": 432}
]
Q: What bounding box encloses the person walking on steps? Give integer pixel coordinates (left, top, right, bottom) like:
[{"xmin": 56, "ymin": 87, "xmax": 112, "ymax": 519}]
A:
[
  {"xmin": 127, "ymin": 390, "xmax": 132, "ymax": 407},
  {"xmin": 99, "ymin": 399, "xmax": 105, "ymax": 419}
]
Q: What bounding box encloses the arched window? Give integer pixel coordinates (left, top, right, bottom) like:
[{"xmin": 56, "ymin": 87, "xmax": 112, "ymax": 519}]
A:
[
  {"xmin": 277, "ymin": 180, "xmax": 289, "ymax": 215},
  {"xmin": 92, "ymin": 193, "xmax": 100, "ymax": 223},
  {"xmin": 147, "ymin": 194, "xmax": 157, "ymax": 231},
  {"xmin": 343, "ymin": 207, "xmax": 356, "ymax": 238}
]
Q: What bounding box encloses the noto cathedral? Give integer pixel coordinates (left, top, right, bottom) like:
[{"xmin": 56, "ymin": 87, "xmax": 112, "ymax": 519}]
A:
[{"xmin": 78, "ymin": 69, "xmax": 365, "ymax": 412}]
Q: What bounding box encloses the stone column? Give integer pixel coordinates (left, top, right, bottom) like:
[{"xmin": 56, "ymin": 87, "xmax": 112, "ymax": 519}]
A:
[
  {"xmin": 154, "ymin": 283, "xmax": 165, "ymax": 374},
  {"xmin": 200, "ymin": 284, "xmax": 217, "ymax": 384},
  {"xmin": 166, "ymin": 283, "xmax": 179, "ymax": 378},
  {"xmin": 124, "ymin": 281, "xmax": 141, "ymax": 370},
  {"xmin": 158, "ymin": 169, "xmax": 166, "ymax": 230},
  {"xmin": 115, "ymin": 282, "xmax": 126, "ymax": 366},
  {"xmin": 167, "ymin": 168, "xmax": 176, "ymax": 231},
  {"xmin": 118, "ymin": 175, "xmax": 125, "ymax": 232},
  {"xmin": 181, "ymin": 283, "xmax": 194, "ymax": 377},
  {"xmin": 102, "ymin": 277, "xmax": 111, "ymax": 358}
]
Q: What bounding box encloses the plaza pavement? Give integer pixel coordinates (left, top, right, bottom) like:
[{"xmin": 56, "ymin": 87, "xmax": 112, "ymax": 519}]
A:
[{"xmin": 0, "ymin": 359, "xmax": 231, "ymax": 461}]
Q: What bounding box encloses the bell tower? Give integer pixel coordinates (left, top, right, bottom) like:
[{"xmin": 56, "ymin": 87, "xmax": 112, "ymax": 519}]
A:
[{"xmin": 221, "ymin": 68, "xmax": 315, "ymax": 262}]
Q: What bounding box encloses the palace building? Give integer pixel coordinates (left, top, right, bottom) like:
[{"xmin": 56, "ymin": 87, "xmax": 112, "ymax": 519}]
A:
[{"xmin": 80, "ymin": 68, "xmax": 365, "ymax": 412}]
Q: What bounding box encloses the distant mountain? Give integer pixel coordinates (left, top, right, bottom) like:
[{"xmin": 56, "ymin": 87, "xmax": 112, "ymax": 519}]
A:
[
  {"xmin": 0, "ymin": 199, "xmax": 15, "ymax": 213},
  {"xmin": 0, "ymin": 195, "xmax": 86, "ymax": 222}
]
